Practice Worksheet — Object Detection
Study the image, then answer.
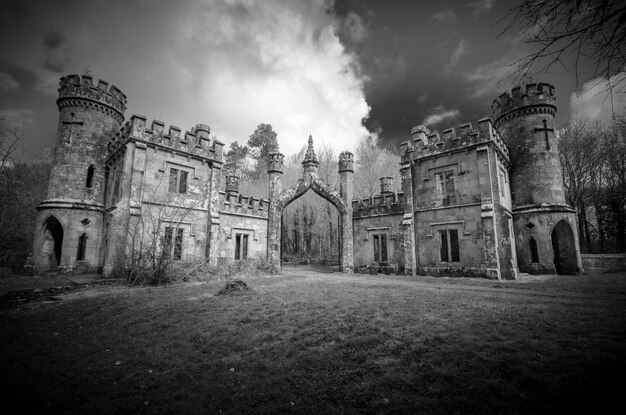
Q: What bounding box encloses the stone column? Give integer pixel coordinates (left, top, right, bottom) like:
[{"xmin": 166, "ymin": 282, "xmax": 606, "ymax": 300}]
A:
[
  {"xmin": 400, "ymin": 158, "xmax": 416, "ymax": 276},
  {"xmin": 207, "ymin": 163, "xmax": 222, "ymax": 265},
  {"xmin": 267, "ymin": 152, "xmax": 284, "ymax": 271},
  {"xmin": 339, "ymin": 152, "xmax": 354, "ymax": 272}
]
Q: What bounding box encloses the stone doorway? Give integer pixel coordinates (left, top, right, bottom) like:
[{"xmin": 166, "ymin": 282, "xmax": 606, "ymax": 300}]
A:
[
  {"xmin": 42, "ymin": 216, "xmax": 63, "ymax": 271},
  {"xmin": 551, "ymin": 219, "xmax": 578, "ymax": 275},
  {"xmin": 266, "ymin": 136, "xmax": 354, "ymax": 272}
]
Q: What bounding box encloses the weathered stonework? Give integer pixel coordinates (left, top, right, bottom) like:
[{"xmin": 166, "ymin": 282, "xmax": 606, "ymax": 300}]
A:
[
  {"xmin": 266, "ymin": 138, "xmax": 354, "ymax": 272},
  {"xmin": 352, "ymin": 179, "xmax": 405, "ymax": 273},
  {"xmin": 32, "ymin": 74, "xmax": 580, "ymax": 279}
]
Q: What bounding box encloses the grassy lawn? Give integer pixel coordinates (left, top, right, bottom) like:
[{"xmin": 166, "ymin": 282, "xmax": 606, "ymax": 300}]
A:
[{"xmin": 1, "ymin": 269, "xmax": 625, "ymax": 414}]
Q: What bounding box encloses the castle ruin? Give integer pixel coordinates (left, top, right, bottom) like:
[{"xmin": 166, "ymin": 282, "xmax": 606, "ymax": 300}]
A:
[{"xmin": 32, "ymin": 74, "xmax": 582, "ymax": 279}]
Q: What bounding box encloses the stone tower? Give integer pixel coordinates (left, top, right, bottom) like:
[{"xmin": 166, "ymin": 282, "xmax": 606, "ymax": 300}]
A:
[
  {"xmin": 492, "ymin": 82, "xmax": 581, "ymax": 274},
  {"xmin": 32, "ymin": 74, "xmax": 127, "ymax": 273}
]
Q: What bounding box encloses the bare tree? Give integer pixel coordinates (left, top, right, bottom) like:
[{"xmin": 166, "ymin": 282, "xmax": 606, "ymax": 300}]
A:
[
  {"xmin": 354, "ymin": 135, "xmax": 401, "ymax": 199},
  {"xmin": 499, "ymin": 0, "xmax": 626, "ymax": 92},
  {"xmin": 117, "ymin": 168, "xmax": 209, "ymax": 285},
  {"xmin": 0, "ymin": 117, "xmax": 22, "ymax": 169}
]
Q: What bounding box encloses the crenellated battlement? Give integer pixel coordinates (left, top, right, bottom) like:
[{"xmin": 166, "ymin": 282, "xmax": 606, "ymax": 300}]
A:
[
  {"xmin": 218, "ymin": 191, "xmax": 270, "ymax": 218},
  {"xmin": 57, "ymin": 74, "xmax": 127, "ymax": 120},
  {"xmin": 401, "ymin": 118, "xmax": 510, "ymax": 161},
  {"xmin": 352, "ymin": 191, "xmax": 405, "ymax": 219},
  {"xmin": 491, "ymin": 82, "xmax": 556, "ymax": 122},
  {"xmin": 106, "ymin": 115, "xmax": 224, "ymax": 163}
]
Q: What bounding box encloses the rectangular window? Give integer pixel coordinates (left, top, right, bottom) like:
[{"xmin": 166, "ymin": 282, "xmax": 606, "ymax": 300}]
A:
[
  {"xmin": 499, "ymin": 168, "xmax": 509, "ymax": 199},
  {"xmin": 163, "ymin": 227, "xmax": 183, "ymax": 260},
  {"xmin": 235, "ymin": 233, "xmax": 249, "ymax": 260},
  {"xmin": 168, "ymin": 168, "xmax": 188, "ymax": 194},
  {"xmin": 174, "ymin": 228, "xmax": 183, "ymax": 260},
  {"xmin": 435, "ymin": 170, "xmax": 455, "ymax": 206},
  {"xmin": 439, "ymin": 229, "xmax": 460, "ymax": 262},
  {"xmin": 529, "ymin": 237, "xmax": 539, "ymax": 263},
  {"xmin": 76, "ymin": 233, "xmax": 87, "ymax": 261},
  {"xmin": 373, "ymin": 234, "xmax": 388, "ymax": 263}
]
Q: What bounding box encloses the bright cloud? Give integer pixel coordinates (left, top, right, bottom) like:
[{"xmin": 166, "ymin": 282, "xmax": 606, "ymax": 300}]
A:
[
  {"xmin": 342, "ymin": 11, "xmax": 368, "ymax": 43},
  {"xmin": 467, "ymin": 0, "xmax": 496, "ymax": 17},
  {"xmin": 422, "ymin": 105, "xmax": 460, "ymax": 126},
  {"xmin": 570, "ymin": 73, "xmax": 626, "ymax": 124},
  {"xmin": 167, "ymin": 0, "xmax": 371, "ymax": 156},
  {"xmin": 444, "ymin": 39, "xmax": 470, "ymax": 73},
  {"xmin": 431, "ymin": 9, "xmax": 456, "ymax": 24}
]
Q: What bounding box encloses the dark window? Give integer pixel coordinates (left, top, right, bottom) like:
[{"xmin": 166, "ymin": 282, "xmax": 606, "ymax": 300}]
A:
[
  {"xmin": 235, "ymin": 233, "xmax": 249, "ymax": 260},
  {"xmin": 86, "ymin": 165, "xmax": 95, "ymax": 188},
  {"xmin": 174, "ymin": 228, "xmax": 183, "ymax": 260},
  {"xmin": 373, "ymin": 234, "xmax": 388, "ymax": 263},
  {"xmin": 529, "ymin": 237, "xmax": 539, "ymax": 263},
  {"xmin": 169, "ymin": 168, "xmax": 188, "ymax": 194},
  {"xmin": 164, "ymin": 227, "xmax": 173, "ymax": 259},
  {"xmin": 77, "ymin": 233, "xmax": 87, "ymax": 260},
  {"xmin": 163, "ymin": 227, "xmax": 183, "ymax": 260},
  {"xmin": 439, "ymin": 229, "xmax": 460, "ymax": 262}
]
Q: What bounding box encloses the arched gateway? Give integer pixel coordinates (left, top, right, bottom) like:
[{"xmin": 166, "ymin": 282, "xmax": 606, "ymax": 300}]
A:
[{"xmin": 266, "ymin": 136, "xmax": 354, "ymax": 272}]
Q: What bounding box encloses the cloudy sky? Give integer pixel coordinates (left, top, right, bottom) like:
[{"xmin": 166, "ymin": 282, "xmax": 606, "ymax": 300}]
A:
[{"xmin": 0, "ymin": 0, "xmax": 623, "ymax": 161}]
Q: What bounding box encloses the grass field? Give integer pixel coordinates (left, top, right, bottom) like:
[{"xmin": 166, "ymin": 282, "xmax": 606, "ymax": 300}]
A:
[{"xmin": 1, "ymin": 268, "xmax": 625, "ymax": 414}]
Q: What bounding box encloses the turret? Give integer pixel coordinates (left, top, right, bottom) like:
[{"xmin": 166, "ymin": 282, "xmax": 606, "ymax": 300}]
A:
[
  {"xmin": 48, "ymin": 74, "xmax": 127, "ymax": 202},
  {"xmin": 492, "ymin": 82, "xmax": 581, "ymax": 275},
  {"xmin": 225, "ymin": 175, "xmax": 240, "ymax": 195},
  {"xmin": 491, "ymin": 82, "xmax": 562, "ymax": 206},
  {"xmin": 380, "ymin": 177, "xmax": 394, "ymax": 195},
  {"xmin": 32, "ymin": 74, "xmax": 127, "ymax": 274}
]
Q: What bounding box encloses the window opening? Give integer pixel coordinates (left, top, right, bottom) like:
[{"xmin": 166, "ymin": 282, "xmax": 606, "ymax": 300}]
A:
[
  {"xmin": 169, "ymin": 168, "xmax": 188, "ymax": 194},
  {"xmin": 86, "ymin": 165, "xmax": 95, "ymax": 188},
  {"xmin": 373, "ymin": 234, "xmax": 388, "ymax": 262},
  {"xmin": 529, "ymin": 237, "xmax": 539, "ymax": 263},
  {"xmin": 235, "ymin": 233, "xmax": 249, "ymax": 260},
  {"xmin": 163, "ymin": 227, "xmax": 184, "ymax": 260},
  {"xmin": 435, "ymin": 170, "xmax": 455, "ymax": 206},
  {"xmin": 77, "ymin": 233, "xmax": 87, "ymax": 260},
  {"xmin": 439, "ymin": 229, "xmax": 460, "ymax": 262}
]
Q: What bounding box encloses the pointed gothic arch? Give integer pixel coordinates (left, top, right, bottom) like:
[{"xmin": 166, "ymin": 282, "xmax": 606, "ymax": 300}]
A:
[
  {"xmin": 551, "ymin": 219, "xmax": 578, "ymax": 275},
  {"xmin": 267, "ymin": 136, "xmax": 354, "ymax": 272},
  {"xmin": 41, "ymin": 216, "xmax": 64, "ymax": 271}
]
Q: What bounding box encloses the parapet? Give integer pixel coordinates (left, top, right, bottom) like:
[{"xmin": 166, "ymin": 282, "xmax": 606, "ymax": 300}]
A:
[
  {"xmin": 338, "ymin": 151, "xmax": 354, "ymax": 173},
  {"xmin": 352, "ymin": 191, "xmax": 405, "ymax": 219},
  {"xmin": 401, "ymin": 118, "xmax": 510, "ymax": 161},
  {"xmin": 106, "ymin": 115, "xmax": 224, "ymax": 163},
  {"xmin": 218, "ymin": 191, "xmax": 270, "ymax": 218},
  {"xmin": 491, "ymin": 82, "xmax": 556, "ymax": 122},
  {"xmin": 57, "ymin": 74, "xmax": 127, "ymax": 122}
]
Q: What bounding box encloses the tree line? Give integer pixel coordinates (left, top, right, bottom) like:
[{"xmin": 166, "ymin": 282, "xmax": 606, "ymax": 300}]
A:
[{"xmin": 557, "ymin": 119, "xmax": 626, "ymax": 253}]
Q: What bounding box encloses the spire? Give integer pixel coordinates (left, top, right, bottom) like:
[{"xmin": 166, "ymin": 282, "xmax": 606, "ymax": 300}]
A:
[{"xmin": 302, "ymin": 135, "xmax": 319, "ymax": 167}]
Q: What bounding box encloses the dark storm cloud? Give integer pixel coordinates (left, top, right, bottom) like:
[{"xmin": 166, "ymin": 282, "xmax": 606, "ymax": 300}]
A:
[
  {"xmin": 42, "ymin": 31, "xmax": 70, "ymax": 72},
  {"xmin": 44, "ymin": 32, "xmax": 64, "ymax": 50},
  {"xmin": 0, "ymin": 62, "xmax": 38, "ymax": 92}
]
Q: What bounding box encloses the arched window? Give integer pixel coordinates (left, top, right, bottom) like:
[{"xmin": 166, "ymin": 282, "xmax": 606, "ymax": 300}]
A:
[
  {"xmin": 86, "ymin": 165, "xmax": 95, "ymax": 188},
  {"xmin": 529, "ymin": 237, "xmax": 539, "ymax": 263},
  {"xmin": 77, "ymin": 233, "xmax": 87, "ymax": 261}
]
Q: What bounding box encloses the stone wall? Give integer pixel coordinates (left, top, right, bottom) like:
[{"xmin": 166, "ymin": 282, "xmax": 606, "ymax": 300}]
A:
[{"xmin": 581, "ymin": 254, "xmax": 626, "ymax": 273}]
